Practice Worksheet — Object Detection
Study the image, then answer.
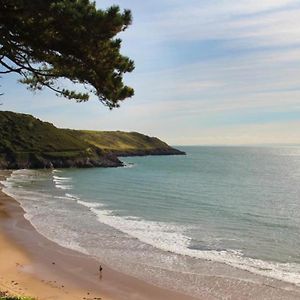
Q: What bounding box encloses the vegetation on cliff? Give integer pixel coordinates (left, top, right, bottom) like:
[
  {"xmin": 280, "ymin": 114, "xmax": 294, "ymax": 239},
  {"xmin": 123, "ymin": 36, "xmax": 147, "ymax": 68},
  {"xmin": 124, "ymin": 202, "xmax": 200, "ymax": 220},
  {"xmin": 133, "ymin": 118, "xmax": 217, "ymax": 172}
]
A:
[
  {"xmin": 0, "ymin": 111, "xmax": 184, "ymax": 169},
  {"xmin": 70, "ymin": 130, "xmax": 183, "ymax": 156}
]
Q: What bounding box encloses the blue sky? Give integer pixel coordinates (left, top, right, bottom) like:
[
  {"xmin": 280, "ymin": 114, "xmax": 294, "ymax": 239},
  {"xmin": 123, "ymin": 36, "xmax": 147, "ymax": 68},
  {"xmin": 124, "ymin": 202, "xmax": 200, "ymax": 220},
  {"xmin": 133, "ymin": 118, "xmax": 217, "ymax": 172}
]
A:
[{"xmin": 1, "ymin": 0, "xmax": 300, "ymax": 145}]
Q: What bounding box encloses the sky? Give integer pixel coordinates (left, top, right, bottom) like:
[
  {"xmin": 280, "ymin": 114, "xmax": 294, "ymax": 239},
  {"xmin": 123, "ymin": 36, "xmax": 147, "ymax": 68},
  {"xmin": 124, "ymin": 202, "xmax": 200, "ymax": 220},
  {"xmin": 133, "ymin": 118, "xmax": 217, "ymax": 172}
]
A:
[{"xmin": 1, "ymin": 0, "xmax": 300, "ymax": 145}]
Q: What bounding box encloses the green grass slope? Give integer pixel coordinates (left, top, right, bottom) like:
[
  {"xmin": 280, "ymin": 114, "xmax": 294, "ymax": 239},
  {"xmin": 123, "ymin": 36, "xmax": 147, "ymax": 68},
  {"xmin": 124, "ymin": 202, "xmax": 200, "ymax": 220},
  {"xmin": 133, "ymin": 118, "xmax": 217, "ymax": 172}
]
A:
[
  {"xmin": 0, "ymin": 111, "xmax": 184, "ymax": 169},
  {"xmin": 0, "ymin": 111, "xmax": 91, "ymax": 154},
  {"xmin": 0, "ymin": 111, "xmax": 120, "ymax": 168},
  {"xmin": 68, "ymin": 130, "xmax": 183, "ymax": 156}
]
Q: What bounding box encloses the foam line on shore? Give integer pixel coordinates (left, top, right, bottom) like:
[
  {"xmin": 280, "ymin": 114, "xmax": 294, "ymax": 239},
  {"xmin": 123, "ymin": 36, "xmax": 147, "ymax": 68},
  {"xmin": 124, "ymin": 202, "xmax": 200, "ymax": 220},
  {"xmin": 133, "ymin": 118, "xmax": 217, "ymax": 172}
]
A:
[{"xmin": 75, "ymin": 200, "xmax": 300, "ymax": 286}]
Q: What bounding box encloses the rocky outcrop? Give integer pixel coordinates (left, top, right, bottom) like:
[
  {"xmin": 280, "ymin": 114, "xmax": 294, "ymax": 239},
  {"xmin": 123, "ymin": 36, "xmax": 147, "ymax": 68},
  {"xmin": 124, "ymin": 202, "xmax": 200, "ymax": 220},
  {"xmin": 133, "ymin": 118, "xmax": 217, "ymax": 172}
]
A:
[
  {"xmin": 0, "ymin": 151, "xmax": 123, "ymax": 169},
  {"xmin": 110, "ymin": 147, "xmax": 185, "ymax": 157}
]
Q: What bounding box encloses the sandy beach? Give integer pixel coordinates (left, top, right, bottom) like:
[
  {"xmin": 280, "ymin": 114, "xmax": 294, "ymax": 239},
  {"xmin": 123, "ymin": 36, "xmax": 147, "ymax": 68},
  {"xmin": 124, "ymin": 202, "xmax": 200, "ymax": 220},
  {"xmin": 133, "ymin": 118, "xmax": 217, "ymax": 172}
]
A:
[{"xmin": 0, "ymin": 170, "xmax": 200, "ymax": 300}]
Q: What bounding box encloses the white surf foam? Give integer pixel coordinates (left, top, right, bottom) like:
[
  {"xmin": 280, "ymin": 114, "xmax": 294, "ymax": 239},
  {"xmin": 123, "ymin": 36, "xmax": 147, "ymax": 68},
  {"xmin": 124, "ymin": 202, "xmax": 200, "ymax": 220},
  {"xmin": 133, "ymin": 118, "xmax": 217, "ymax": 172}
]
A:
[
  {"xmin": 2, "ymin": 170, "xmax": 89, "ymax": 256},
  {"xmin": 55, "ymin": 184, "xmax": 72, "ymax": 190},
  {"xmin": 123, "ymin": 162, "xmax": 136, "ymax": 169},
  {"xmin": 52, "ymin": 175, "xmax": 73, "ymax": 190},
  {"xmin": 54, "ymin": 195, "xmax": 75, "ymax": 201},
  {"xmin": 77, "ymin": 200, "xmax": 103, "ymax": 209},
  {"xmin": 53, "ymin": 176, "xmax": 72, "ymax": 181},
  {"xmin": 83, "ymin": 204, "xmax": 300, "ymax": 286},
  {"xmin": 65, "ymin": 193, "xmax": 80, "ymax": 200}
]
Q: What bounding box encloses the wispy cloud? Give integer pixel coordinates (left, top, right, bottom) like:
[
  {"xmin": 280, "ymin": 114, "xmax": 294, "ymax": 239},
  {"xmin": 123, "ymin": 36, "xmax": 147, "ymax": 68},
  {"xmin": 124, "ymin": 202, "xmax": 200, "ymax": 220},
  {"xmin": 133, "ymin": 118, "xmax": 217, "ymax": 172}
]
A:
[
  {"xmin": 2, "ymin": 0, "xmax": 299, "ymax": 145},
  {"xmin": 152, "ymin": 0, "xmax": 300, "ymax": 47}
]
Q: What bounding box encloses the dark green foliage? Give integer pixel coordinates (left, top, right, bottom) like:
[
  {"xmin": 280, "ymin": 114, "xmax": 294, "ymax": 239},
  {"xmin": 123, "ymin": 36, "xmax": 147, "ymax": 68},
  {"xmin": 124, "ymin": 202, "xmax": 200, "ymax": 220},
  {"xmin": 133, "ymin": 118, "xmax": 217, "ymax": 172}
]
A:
[
  {"xmin": 0, "ymin": 0, "xmax": 134, "ymax": 108},
  {"xmin": 0, "ymin": 111, "xmax": 91, "ymax": 154},
  {"xmin": 0, "ymin": 111, "xmax": 99, "ymax": 168}
]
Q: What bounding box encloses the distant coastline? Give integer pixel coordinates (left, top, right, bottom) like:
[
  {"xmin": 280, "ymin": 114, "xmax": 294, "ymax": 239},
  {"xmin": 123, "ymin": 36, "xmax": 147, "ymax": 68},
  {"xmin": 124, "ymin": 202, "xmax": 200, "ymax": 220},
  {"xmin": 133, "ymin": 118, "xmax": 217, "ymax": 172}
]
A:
[{"xmin": 0, "ymin": 111, "xmax": 185, "ymax": 170}]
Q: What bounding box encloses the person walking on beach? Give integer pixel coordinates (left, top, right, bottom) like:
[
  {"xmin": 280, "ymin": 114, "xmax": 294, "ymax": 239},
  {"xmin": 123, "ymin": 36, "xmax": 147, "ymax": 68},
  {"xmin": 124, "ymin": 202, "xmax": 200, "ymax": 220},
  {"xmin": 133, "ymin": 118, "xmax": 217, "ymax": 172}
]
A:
[{"xmin": 99, "ymin": 264, "xmax": 103, "ymax": 278}]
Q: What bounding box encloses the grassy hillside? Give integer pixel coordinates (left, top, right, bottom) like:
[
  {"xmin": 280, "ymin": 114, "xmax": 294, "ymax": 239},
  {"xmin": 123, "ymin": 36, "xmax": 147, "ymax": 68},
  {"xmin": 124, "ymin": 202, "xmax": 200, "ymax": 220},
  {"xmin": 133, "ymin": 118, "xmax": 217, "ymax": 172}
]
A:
[
  {"xmin": 0, "ymin": 111, "xmax": 120, "ymax": 168},
  {"xmin": 68, "ymin": 130, "xmax": 180, "ymax": 156},
  {"xmin": 0, "ymin": 111, "xmax": 183, "ymax": 169},
  {"xmin": 0, "ymin": 111, "xmax": 91, "ymax": 154}
]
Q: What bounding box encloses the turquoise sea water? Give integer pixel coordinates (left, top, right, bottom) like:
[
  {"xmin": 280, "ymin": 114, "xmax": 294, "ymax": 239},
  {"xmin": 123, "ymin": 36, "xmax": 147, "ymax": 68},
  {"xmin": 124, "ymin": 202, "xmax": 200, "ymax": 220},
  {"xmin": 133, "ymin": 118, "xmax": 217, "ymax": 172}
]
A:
[{"xmin": 2, "ymin": 146, "xmax": 300, "ymax": 296}]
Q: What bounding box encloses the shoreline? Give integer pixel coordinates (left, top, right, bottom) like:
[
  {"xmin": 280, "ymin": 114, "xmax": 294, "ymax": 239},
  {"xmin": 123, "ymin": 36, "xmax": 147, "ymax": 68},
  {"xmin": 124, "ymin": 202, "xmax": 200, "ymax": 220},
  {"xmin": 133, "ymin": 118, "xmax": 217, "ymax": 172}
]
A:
[
  {"xmin": 0, "ymin": 170, "xmax": 198, "ymax": 300},
  {"xmin": 2, "ymin": 170, "xmax": 300, "ymax": 300}
]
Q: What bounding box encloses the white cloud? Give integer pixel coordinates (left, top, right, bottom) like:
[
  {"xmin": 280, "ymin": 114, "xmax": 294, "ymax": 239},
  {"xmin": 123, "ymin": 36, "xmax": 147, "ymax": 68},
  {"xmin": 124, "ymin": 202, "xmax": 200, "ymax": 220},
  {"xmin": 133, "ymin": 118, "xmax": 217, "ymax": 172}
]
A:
[
  {"xmin": 151, "ymin": 0, "xmax": 300, "ymax": 48},
  {"xmin": 56, "ymin": 1, "xmax": 300, "ymax": 144}
]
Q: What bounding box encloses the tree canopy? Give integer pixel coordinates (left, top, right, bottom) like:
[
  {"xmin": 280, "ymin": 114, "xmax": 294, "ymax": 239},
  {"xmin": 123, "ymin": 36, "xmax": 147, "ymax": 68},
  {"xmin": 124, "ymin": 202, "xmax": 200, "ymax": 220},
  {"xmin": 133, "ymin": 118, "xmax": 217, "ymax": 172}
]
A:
[{"xmin": 0, "ymin": 0, "xmax": 135, "ymax": 108}]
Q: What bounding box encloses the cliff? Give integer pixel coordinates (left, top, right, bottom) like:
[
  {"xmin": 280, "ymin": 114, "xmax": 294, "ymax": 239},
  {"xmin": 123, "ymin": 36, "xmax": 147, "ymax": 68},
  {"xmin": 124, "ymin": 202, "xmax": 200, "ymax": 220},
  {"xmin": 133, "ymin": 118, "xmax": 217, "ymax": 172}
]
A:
[{"xmin": 0, "ymin": 111, "xmax": 184, "ymax": 169}]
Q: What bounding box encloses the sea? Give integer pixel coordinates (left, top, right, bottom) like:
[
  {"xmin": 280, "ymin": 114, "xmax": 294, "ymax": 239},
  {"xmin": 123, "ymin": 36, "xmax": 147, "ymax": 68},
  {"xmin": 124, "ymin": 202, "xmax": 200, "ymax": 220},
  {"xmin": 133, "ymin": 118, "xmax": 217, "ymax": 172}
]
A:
[{"xmin": 2, "ymin": 146, "xmax": 300, "ymax": 297}]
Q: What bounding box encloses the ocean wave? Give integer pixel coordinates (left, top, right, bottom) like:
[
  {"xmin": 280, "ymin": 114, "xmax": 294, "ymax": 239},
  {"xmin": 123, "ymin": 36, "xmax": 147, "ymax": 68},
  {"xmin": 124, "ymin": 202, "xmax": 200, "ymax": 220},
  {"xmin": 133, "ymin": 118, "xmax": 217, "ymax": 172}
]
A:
[
  {"xmin": 65, "ymin": 193, "xmax": 80, "ymax": 200},
  {"xmin": 2, "ymin": 170, "xmax": 89, "ymax": 256},
  {"xmin": 53, "ymin": 175, "xmax": 73, "ymax": 191},
  {"xmin": 54, "ymin": 195, "xmax": 76, "ymax": 201},
  {"xmin": 55, "ymin": 184, "xmax": 73, "ymax": 190},
  {"xmin": 87, "ymin": 205, "xmax": 300, "ymax": 286},
  {"xmin": 77, "ymin": 200, "xmax": 104, "ymax": 209},
  {"xmin": 123, "ymin": 162, "xmax": 136, "ymax": 169},
  {"xmin": 53, "ymin": 176, "xmax": 72, "ymax": 181}
]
